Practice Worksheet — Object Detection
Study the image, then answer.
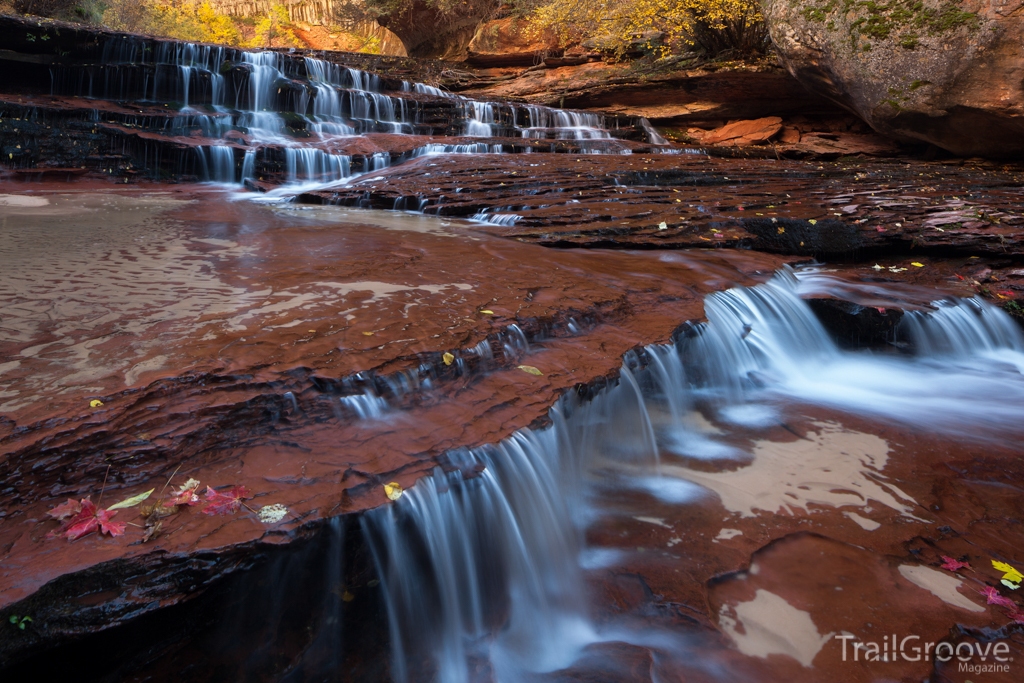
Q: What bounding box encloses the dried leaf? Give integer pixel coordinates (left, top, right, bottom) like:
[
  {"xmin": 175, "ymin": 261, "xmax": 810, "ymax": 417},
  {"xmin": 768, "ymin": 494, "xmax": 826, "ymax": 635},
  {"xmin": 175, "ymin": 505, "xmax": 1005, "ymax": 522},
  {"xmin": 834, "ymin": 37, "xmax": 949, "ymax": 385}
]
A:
[
  {"xmin": 141, "ymin": 503, "xmax": 178, "ymax": 521},
  {"xmin": 658, "ymin": 221, "xmax": 667, "ymax": 231},
  {"xmin": 808, "ymin": 219, "xmax": 817, "ymax": 225},
  {"xmin": 993, "ymin": 560, "xmax": 1024, "ymax": 584},
  {"xmin": 517, "ymin": 365, "xmax": 543, "ymax": 376},
  {"xmin": 940, "ymin": 555, "xmax": 970, "ymax": 572},
  {"xmin": 106, "ymin": 488, "xmax": 155, "ymax": 511},
  {"xmin": 48, "ymin": 498, "xmax": 82, "ymax": 520},
  {"xmin": 871, "ymin": 264, "xmax": 883, "ymax": 271},
  {"xmin": 383, "ymin": 482, "xmax": 403, "ymax": 501},
  {"xmin": 480, "ymin": 310, "xmax": 494, "ymax": 315},
  {"xmin": 910, "ymin": 262, "xmax": 925, "ymax": 268},
  {"xmin": 442, "ymin": 352, "xmax": 454, "ymax": 366},
  {"xmin": 89, "ymin": 399, "xmax": 103, "ymax": 408},
  {"xmin": 258, "ymin": 504, "xmax": 288, "ymax": 524},
  {"xmin": 167, "ymin": 478, "xmax": 201, "ymax": 507},
  {"xmin": 142, "ymin": 520, "xmax": 162, "ymax": 543},
  {"xmin": 1001, "ymin": 579, "xmax": 1020, "ymax": 590},
  {"xmin": 978, "ymin": 586, "xmax": 1017, "ymax": 609},
  {"xmin": 201, "ymin": 486, "xmax": 252, "ymax": 515}
]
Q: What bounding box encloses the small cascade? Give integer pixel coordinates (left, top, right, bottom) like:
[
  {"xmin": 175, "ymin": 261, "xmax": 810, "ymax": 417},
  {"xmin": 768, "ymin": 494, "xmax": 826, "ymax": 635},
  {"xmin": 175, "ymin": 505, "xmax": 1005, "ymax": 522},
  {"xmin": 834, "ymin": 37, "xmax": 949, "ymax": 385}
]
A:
[
  {"xmin": 339, "ymin": 390, "xmax": 389, "ymax": 420},
  {"xmin": 360, "ymin": 267, "xmax": 1024, "ymax": 681},
  {"xmin": 198, "ymin": 145, "xmax": 237, "ymax": 183},
  {"xmin": 638, "ymin": 117, "xmax": 668, "ymax": 145},
  {"xmin": 363, "ymin": 430, "xmax": 593, "ymax": 683},
  {"xmin": 470, "ymin": 210, "xmax": 521, "ymax": 226},
  {"xmin": 285, "ymin": 148, "xmax": 352, "ymax": 184},
  {"xmin": 464, "ymin": 101, "xmax": 497, "ymax": 137},
  {"xmin": 900, "ymin": 297, "xmax": 1024, "ymax": 357},
  {"xmin": 520, "ymin": 105, "xmax": 610, "ymax": 140}
]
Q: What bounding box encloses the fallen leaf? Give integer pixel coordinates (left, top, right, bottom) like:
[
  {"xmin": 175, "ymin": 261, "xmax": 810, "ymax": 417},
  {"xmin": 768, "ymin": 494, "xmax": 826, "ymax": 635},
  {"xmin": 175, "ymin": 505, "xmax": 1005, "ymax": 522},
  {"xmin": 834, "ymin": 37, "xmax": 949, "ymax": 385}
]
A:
[
  {"xmin": 89, "ymin": 399, "xmax": 103, "ymax": 408},
  {"xmin": 384, "ymin": 482, "xmax": 403, "ymax": 501},
  {"xmin": 342, "ymin": 590, "xmax": 355, "ymax": 602},
  {"xmin": 362, "ymin": 331, "xmax": 374, "ymax": 336},
  {"xmin": 480, "ymin": 309, "xmax": 494, "ymax": 315},
  {"xmin": 1001, "ymin": 579, "xmax": 1020, "ymax": 590},
  {"xmin": 940, "ymin": 555, "xmax": 970, "ymax": 572},
  {"xmin": 167, "ymin": 478, "xmax": 201, "ymax": 506},
  {"xmin": 258, "ymin": 504, "xmax": 288, "ymax": 524},
  {"xmin": 517, "ymin": 365, "xmax": 543, "ymax": 376},
  {"xmin": 911, "ymin": 262, "xmax": 925, "ymax": 268},
  {"xmin": 201, "ymin": 486, "xmax": 252, "ymax": 515},
  {"xmin": 141, "ymin": 502, "xmax": 179, "ymax": 521},
  {"xmin": 993, "ymin": 560, "xmax": 1024, "ymax": 584},
  {"xmin": 54, "ymin": 499, "xmax": 125, "ymax": 540},
  {"xmin": 48, "ymin": 498, "xmax": 82, "ymax": 520},
  {"xmin": 777, "ymin": 227, "xmax": 785, "ymax": 234},
  {"xmin": 142, "ymin": 520, "xmax": 162, "ymax": 543},
  {"xmin": 658, "ymin": 221, "xmax": 668, "ymax": 231},
  {"xmin": 1007, "ymin": 608, "xmax": 1024, "ymax": 624},
  {"xmin": 979, "ymin": 586, "xmax": 1017, "ymax": 609},
  {"xmin": 808, "ymin": 219, "xmax": 817, "ymax": 225},
  {"xmin": 106, "ymin": 488, "xmax": 155, "ymax": 511},
  {"xmin": 442, "ymin": 352, "xmax": 454, "ymax": 366},
  {"xmin": 955, "ymin": 273, "xmax": 965, "ymax": 280},
  {"xmin": 871, "ymin": 264, "xmax": 883, "ymax": 271}
]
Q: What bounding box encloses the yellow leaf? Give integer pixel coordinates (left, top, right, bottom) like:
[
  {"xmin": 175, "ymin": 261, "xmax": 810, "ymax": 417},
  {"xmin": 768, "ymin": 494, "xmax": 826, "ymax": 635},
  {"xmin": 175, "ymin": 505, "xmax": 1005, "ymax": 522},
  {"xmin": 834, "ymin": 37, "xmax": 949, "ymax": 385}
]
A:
[
  {"xmin": 384, "ymin": 482, "xmax": 403, "ymax": 501},
  {"xmin": 362, "ymin": 331, "xmax": 374, "ymax": 336},
  {"xmin": 777, "ymin": 227, "xmax": 785, "ymax": 234},
  {"xmin": 89, "ymin": 399, "xmax": 103, "ymax": 408},
  {"xmin": 106, "ymin": 488, "xmax": 155, "ymax": 510},
  {"xmin": 517, "ymin": 365, "xmax": 543, "ymax": 376},
  {"xmin": 993, "ymin": 560, "xmax": 1024, "ymax": 583},
  {"xmin": 808, "ymin": 219, "xmax": 817, "ymax": 225},
  {"xmin": 480, "ymin": 310, "xmax": 494, "ymax": 315},
  {"xmin": 342, "ymin": 590, "xmax": 355, "ymax": 602},
  {"xmin": 442, "ymin": 352, "xmax": 454, "ymax": 366},
  {"xmin": 910, "ymin": 262, "xmax": 924, "ymax": 268}
]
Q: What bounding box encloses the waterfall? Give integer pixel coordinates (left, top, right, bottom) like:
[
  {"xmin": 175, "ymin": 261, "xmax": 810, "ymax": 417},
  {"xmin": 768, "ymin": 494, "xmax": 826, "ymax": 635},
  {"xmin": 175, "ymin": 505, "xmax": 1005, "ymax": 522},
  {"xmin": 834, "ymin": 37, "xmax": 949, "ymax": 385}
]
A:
[
  {"xmin": 363, "ymin": 267, "xmax": 1024, "ymax": 681},
  {"xmin": 363, "ymin": 429, "xmax": 594, "ymax": 683},
  {"xmin": 48, "ymin": 35, "xmax": 655, "ymax": 190},
  {"xmin": 199, "ymin": 145, "xmax": 237, "ymax": 183}
]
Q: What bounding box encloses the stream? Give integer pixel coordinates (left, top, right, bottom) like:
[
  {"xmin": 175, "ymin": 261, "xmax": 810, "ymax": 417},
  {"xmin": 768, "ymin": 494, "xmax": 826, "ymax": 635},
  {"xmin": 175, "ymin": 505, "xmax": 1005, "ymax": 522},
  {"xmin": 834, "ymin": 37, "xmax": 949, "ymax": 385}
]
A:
[{"xmin": 3, "ymin": 30, "xmax": 1024, "ymax": 683}]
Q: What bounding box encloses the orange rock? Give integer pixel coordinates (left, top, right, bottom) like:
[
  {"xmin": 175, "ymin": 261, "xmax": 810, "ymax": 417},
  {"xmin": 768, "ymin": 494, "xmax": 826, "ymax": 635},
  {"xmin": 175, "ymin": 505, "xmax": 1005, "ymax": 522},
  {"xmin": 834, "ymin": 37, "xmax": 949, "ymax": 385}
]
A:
[
  {"xmin": 703, "ymin": 116, "xmax": 784, "ymax": 146},
  {"xmin": 778, "ymin": 126, "xmax": 801, "ymax": 144}
]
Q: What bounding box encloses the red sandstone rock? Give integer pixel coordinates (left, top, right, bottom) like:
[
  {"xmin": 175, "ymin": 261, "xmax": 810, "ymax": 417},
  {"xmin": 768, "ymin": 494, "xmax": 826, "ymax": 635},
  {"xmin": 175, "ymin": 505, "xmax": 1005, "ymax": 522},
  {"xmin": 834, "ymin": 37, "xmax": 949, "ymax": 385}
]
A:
[{"xmin": 703, "ymin": 116, "xmax": 784, "ymax": 146}]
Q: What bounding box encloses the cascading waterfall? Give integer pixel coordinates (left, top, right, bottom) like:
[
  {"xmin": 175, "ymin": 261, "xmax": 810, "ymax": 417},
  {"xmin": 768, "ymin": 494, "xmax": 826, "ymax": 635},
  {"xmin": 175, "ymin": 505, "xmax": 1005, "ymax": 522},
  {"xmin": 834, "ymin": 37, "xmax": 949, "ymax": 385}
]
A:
[
  {"xmin": 50, "ymin": 35, "xmax": 680, "ymax": 193},
  {"xmin": 363, "ymin": 267, "xmax": 1024, "ymax": 682}
]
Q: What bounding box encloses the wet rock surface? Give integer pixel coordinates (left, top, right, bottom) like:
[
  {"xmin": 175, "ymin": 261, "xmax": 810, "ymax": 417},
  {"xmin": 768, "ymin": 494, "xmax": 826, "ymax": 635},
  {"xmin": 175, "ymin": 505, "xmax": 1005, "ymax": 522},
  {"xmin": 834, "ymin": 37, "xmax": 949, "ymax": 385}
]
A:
[{"xmin": 2, "ymin": 11, "xmax": 1024, "ymax": 683}]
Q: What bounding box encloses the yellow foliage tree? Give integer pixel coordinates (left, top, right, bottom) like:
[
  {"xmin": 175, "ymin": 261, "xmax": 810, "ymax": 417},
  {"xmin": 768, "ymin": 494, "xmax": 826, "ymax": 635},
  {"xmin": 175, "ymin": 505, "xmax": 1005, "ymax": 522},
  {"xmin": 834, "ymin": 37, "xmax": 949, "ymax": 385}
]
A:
[{"xmin": 531, "ymin": 0, "xmax": 764, "ymax": 56}]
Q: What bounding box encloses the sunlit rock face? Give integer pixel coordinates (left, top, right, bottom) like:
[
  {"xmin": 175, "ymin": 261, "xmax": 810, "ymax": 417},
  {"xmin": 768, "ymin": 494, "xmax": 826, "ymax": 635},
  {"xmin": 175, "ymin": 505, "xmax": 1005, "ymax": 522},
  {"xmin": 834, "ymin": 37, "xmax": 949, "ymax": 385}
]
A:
[{"xmin": 762, "ymin": 0, "xmax": 1024, "ymax": 157}]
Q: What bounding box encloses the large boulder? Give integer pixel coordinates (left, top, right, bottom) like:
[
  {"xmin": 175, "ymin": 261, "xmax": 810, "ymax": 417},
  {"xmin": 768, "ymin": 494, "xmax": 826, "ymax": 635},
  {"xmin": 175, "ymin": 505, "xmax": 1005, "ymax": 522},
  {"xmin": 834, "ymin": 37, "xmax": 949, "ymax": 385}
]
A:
[{"xmin": 762, "ymin": 0, "xmax": 1024, "ymax": 158}]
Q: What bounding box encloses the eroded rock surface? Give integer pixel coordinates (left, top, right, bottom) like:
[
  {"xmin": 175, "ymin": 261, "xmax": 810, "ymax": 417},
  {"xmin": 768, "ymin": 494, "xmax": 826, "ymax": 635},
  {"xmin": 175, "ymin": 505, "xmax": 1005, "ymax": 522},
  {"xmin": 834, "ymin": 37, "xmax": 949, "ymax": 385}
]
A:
[{"xmin": 763, "ymin": 0, "xmax": 1024, "ymax": 157}]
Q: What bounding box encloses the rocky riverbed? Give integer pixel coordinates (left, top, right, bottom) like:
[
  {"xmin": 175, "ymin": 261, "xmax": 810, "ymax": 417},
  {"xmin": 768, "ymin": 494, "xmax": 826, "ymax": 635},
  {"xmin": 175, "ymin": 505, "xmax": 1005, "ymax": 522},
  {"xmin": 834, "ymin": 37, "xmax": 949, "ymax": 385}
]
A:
[{"xmin": 2, "ymin": 12, "xmax": 1024, "ymax": 683}]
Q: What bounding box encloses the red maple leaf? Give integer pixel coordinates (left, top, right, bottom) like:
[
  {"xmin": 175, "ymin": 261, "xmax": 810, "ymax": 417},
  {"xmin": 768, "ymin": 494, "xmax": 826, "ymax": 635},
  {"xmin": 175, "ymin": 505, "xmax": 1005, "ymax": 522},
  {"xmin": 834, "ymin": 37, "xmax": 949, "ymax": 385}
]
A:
[
  {"xmin": 54, "ymin": 499, "xmax": 126, "ymax": 540},
  {"xmin": 48, "ymin": 498, "xmax": 82, "ymax": 520},
  {"xmin": 201, "ymin": 486, "xmax": 251, "ymax": 515},
  {"xmin": 166, "ymin": 478, "xmax": 202, "ymax": 507},
  {"xmin": 940, "ymin": 555, "xmax": 970, "ymax": 572},
  {"xmin": 979, "ymin": 586, "xmax": 1017, "ymax": 609}
]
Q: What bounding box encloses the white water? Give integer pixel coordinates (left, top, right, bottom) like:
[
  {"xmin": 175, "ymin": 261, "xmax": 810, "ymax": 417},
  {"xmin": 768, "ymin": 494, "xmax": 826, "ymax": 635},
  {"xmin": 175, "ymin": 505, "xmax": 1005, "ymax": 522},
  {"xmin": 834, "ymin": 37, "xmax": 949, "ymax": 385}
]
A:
[
  {"xmin": 55, "ymin": 38, "xmax": 677, "ymax": 188},
  {"xmin": 362, "ymin": 267, "xmax": 1024, "ymax": 682}
]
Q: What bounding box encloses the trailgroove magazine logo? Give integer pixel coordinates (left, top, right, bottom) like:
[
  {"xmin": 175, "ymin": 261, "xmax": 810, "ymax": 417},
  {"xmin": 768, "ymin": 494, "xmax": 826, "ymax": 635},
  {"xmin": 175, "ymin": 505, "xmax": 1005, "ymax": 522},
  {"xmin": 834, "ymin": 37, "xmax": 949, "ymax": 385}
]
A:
[{"xmin": 835, "ymin": 634, "xmax": 1012, "ymax": 673}]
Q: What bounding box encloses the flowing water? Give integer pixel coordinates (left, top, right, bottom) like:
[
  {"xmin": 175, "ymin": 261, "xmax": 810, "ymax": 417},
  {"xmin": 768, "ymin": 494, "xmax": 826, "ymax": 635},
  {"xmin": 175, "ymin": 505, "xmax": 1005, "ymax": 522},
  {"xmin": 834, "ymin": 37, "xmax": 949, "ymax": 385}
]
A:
[
  {"xmin": 360, "ymin": 268, "xmax": 1024, "ymax": 682},
  {"xmin": 6, "ymin": 31, "xmax": 1024, "ymax": 683}
]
